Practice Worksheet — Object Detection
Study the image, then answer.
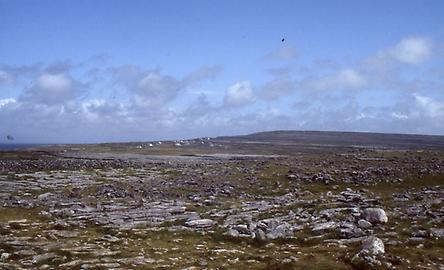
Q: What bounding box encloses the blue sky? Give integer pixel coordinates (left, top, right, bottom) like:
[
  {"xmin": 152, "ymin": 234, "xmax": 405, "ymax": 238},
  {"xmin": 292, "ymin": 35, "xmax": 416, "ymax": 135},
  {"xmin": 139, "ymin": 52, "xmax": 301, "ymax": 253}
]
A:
[{"xmin": 1, "ymin": 0, "xmax": 444, "ymax": 143}]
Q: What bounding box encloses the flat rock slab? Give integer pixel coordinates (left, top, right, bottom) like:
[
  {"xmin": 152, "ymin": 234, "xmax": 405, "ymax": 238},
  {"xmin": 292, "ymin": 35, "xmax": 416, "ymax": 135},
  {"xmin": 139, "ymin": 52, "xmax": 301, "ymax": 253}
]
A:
[{"xmin": 185, "ymin": 219, "xmax": 216, "ymax": 228}]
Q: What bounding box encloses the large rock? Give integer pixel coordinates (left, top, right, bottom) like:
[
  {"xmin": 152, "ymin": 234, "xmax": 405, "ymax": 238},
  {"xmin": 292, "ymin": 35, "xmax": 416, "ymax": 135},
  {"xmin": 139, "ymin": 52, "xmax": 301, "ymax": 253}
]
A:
[
  {"xmin": 267, "ymin": 222, "xmax": 293, "ymax": 239},
  {"xmin": 52, "ymin": 220, "xmax": 70, "ymax": 230},
  {"xmin": 430, "ymin": 228, "xmax": 444, "ymax": 239},
  {"xmin": 351, "ymin": 236, "xmax": 385, "ymax": 268},
  {"xmin": 361, "ymin": 208, "xmax": 388, "ymax": 224},
  {"xmin": 8, "ymin": 219, "xmax": 28, "ymax": 230},
  {"xmin": 362, "ymin": 236, "xmax": 385, "ymax": 255},
  {"xmin": 339, "ymin": 227, "xmax": 365, "ymax": 239},
  {"xmin": 185, "ymin": 219, "xmax": 215, "ymax": 229},
  {"xmin": 227, "ymin": 228, "xmax": 240, "ymax": 237},
  {"xmin": 357, "ymin": 219, "xmax": 372, "ymax": 229},
  {"xmin": 37, "ymin": 192, "xmax": 54, "ymax": 201},
  {"xmin": 32, "ymin": 252, "xmax": 57, "ymax": 264},
  {"xmin": 351, "ymin": 251, "xmax": 383, "ymax": 268},
  {"xmin": 1, "ymin": 253, "xmax": 11, "ymax": 262},
  {"xmin": 232, "ymin": 224, "xmax": 250, "ymax": 234},
  {"xmin": 312, "ymin": 221, "xmax": 339, "ymax": 235},
  {"xmin": 255, "ymin": 228, "xmax": 267, "ymax": 241}
]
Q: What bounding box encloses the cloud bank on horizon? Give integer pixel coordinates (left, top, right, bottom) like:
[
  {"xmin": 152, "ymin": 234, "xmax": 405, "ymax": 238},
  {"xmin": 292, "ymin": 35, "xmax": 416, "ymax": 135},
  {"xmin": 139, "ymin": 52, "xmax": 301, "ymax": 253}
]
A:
[{"xmin": 0, "ymin": 1, "xmax": 443, "ymax": 143}]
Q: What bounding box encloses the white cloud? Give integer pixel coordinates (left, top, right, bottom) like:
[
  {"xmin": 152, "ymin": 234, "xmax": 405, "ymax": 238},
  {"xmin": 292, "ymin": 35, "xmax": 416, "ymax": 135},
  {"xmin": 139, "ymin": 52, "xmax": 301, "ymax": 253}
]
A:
[
  {"xmin": 0, "ymin": 70, "xmax": 13, "ymax": 85},
  {"xmin": 0, "ymin": 98, "xmax": 16, "ymax": 108},
  {"xmin": 371, "ymin": 37, "xmax": 432, "ymax": 66},
  {"xmin": 391, "ymin": 112, "xmax": 409, "ymax": 120},
  {"xmin": 182, "ymin": 65, "xmax": 222, "ymax": 86},
  {"xmin": 1, "ymin": 53, "xmax": 443, "ymax": 143},
  {"xmin": 37, "ymin": 73, "xmax": 72, "ymax": 91},
  {"xmin": 304, "ymin": 69, "xmax": 366, "ymax": 91},
  {"xmin": 113, "ymin": 66, "xmax": 184, "ymax": 109},
  {"xmin": 336, "ymin": 69, "xmax": 366, "ymax": 88},
  {"xmin": 261, "ymin": 68, "xmax": 295, "ymax": 100},
  {"xmin": 135, "ymin": 72, "xmax": 182, "ymax": 106},
  {"xmin": 114, "ymin": 65, "xmax": 222, "ymax": 111},
  {"xmin": 185, "ymin": 94, "xmax": 214, "ymax": 117},
  {"xmin": 81, "ymin": 99, "xmax": 130, "ymax": 122},
  {"xmin": 20, "ymin": 73, "xmax": 79, "ymax": 106},
  {"xmin": 391, "ymin": 37, "xmax": 432, "ymax": 64},
  {"xmin": 414, "ymin": 94, "xmax": 444, "ymax": 117},
  {"xmin": 224, "ymin": 81, "xmax": 255, "ymax": 107}
]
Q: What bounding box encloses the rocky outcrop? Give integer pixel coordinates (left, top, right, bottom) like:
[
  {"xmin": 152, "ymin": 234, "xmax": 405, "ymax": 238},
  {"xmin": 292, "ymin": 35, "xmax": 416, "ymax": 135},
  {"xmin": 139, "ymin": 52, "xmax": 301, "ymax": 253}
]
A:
[
  {"xmin": 361, "ymin": 208, "xmax": 388, "ymax": 224},
  {"xmin": 362, "ymin": 236, "xmax": 385, "ymax": 255}
]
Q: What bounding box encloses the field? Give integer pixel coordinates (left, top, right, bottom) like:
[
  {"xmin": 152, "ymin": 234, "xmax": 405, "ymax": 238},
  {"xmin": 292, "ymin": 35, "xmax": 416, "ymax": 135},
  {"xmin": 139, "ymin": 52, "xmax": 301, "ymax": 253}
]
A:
[{"xmin": 0, "ymin": 131, "xmax": 443, "ymax": 269}]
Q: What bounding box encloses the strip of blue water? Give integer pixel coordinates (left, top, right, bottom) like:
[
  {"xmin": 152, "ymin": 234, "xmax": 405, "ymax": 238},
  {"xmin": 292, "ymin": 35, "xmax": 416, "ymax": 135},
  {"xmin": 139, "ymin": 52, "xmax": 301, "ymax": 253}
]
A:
[{"xmin": 0, "ymin": 144, "xmax": 47, "ymax": 150}]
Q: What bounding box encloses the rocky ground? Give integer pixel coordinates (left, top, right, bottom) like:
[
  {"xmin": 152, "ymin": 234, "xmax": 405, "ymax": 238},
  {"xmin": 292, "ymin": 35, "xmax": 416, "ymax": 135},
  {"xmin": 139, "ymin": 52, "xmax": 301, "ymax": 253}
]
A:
[{"xmin": 0, "ymin": 140, "xmax": 443, "ymax": 269}]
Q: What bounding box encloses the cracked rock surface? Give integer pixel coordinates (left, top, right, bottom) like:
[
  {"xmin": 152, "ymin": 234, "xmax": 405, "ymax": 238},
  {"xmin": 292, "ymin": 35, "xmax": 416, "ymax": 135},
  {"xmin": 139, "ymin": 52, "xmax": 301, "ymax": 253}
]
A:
[{"xmin": 0, "ymin": 142, "xmax": 443, "ymax": 269}]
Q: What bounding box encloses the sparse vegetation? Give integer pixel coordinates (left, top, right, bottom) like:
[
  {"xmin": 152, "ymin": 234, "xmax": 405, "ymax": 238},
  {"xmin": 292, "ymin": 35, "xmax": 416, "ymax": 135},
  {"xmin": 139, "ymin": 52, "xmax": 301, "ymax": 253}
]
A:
[{"xmin": 0, "ymin": 132, "xmax": 443, "ymax": 269}]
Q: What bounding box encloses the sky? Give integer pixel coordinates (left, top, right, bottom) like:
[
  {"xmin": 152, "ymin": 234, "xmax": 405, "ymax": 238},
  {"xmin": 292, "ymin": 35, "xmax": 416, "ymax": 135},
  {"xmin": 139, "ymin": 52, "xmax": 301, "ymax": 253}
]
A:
[{"xmin": 1, "ymin": 0, "xmax": 444, "ymax": 143}]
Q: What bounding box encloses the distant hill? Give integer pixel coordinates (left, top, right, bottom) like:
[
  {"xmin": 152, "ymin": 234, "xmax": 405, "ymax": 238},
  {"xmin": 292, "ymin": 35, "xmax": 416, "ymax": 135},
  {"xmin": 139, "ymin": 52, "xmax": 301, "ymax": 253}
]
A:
[{"xmin": 214, "ymin": 130, "xmax": 444, "ymax": 149}]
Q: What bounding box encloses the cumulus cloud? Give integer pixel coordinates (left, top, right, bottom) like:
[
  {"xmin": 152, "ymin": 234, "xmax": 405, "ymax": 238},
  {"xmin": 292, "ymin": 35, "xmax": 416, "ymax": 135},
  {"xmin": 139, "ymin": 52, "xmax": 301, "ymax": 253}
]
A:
[
  {"xmin": 38, "ymin": 73, "xmax": 72, "ymax": 90},
  {"xmin": 0, "ymin": 64, "xmax": 48, "ymax": 86},
  {"xmin": 183, "ymin": 65, "xmax": 222, "ymax": 86},
  {"xmin": 19, "ymin": 73, "xmax": 80, "ymax": 106},
  {"xmin": 224, "ymin": 81, "xmax": 255, "ymax": 107},
  {"xmin": 265, "ymin": 46, "xmax": 297, "ymax": 60},
  {"xmin": 133, "ymin": 72, "xmax": 183, "ymax": 108},
  {"xmin": 81, "ymin": 99, "xmax": 130, "ymax": 122},
  {"xmin": 0, "ymin": 98, "xmax": 16, "ymax": 108},
  {"xmin": 113, "ymin": 66, "xmax": 184, "ymax": 109},
  {"xmin": 285, "ymin": 96, "xmax": 441, "ymax": 135},
  {"xmin": 302, "ymin": 69, "xmax": 366, "ymax": 91},
  {"xmin": 113, "ymin": 65, "xmax": 221, "ymax": 110},
  {"xmin": 371, "ymin": 37, "xmax": 432, "ymax": 66},
  {"xmin": 184, "ymin": 94, "xmax": 214, "ymax": 117},
  {"xmin": 391, "ymin": 37, "xmax": 432, "ymax": 64},
  {"xmin": 1, "ymin": 38, "xmax": 443, "ymax": 144},
  {"xmin": 260, "ymin": 67, "xmax": 295, "ymax": 100},
  {"xmin": 0, "ymin": 70, "xmax": 14, "ymax": 85},
  {"xmin": 414, "ymin": 94, "xmax": 444, "ymax": 118}
]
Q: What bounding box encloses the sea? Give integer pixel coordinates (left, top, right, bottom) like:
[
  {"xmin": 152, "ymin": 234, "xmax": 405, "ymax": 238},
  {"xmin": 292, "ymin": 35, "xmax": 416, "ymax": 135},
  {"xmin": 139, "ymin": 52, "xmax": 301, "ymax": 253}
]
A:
[{"xmin": 0, "ymin": 144, "xmax": 48, "ymax": 150}]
